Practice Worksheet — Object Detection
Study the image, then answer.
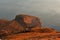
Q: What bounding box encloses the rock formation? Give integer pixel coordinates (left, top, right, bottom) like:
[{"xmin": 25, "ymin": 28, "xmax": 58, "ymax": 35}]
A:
[
  {"xmin": 0, "ymin": 19, "xmax": 8, "ymax": 27},
  {"xmin": 0, "ymin": 14, "xmax": 59, "ymax": 40},
  {"xmin": 15, "ymin": 14, "xmax": 41, "ymax": 31},
  {"xmin": 0, "ymin": 14, "xmax": 42, "ymax": 38},
  {"xmin": 31, "ymin": 27, "xmax": 56, "ymax": 33},
  {"xmin": 39, "ymin": 27, "xmax": 56, "ymax": 33}
]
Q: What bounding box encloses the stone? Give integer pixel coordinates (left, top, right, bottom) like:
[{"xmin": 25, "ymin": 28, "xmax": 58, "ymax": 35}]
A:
[
  {"xmin": 0, "ymin": 19, "xmax": 8, "ymax": 27},
  {"xmin": 15, "ymin": 14, "xmax": 41, "ymax": 31},
  {"xmin": 39, "ymin": 27, "xmax": 56, "ymax": 33},
  {"xmin": 0, "ymin": 14, "xmax": 42, "ymax": 38}
]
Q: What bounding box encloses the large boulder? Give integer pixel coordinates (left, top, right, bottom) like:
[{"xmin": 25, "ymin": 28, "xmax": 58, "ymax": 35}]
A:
[{"xmin": 15, "ymin": 14, "xmax": 41, "ymax": 31}]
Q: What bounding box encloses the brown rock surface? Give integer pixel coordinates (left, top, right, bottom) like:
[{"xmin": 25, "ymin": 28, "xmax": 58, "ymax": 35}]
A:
[
  {"xmin": 0, "ymin": 14, "xmax": 60, "ymax": 40},
  {"xmin": 15, "ymin": 14, "xmax": 41, "ymax": 28},
  {"xmin": 39, "ymin": 27, "xmax": 56, "ymax": 33},
  {"xmin": 0, "ymin": 14, "xmax": 41, "ymax": 38},
  {"xmin": 31, "ymin": 27, "xmax": 56, "ymax": 33},
  {"xmin": 2, "ymin": 32, "xmax": 60, "ymax": 40},
  {"xmin": 0, "ymin": 19, "xmax": 8, "ymax": 27}
]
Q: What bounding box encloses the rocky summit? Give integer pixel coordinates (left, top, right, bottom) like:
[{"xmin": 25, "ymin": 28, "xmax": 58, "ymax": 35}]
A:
[{"xmin": 0, "ymin": 14, "xmax": 60, "ymax": 40}]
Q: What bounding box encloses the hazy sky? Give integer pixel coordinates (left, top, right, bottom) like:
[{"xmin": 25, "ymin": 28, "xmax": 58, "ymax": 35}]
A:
[{"xmin": 0, "ymin": 0, "xmax": 60, "ymax": 31}]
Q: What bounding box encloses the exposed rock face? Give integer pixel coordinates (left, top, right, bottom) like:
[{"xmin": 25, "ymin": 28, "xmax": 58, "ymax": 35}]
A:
[
  {"xmin": 4, "ymin": 32, "xmax": 60, "ymax": 40},
  {"xmin": 5, "ymin": 20, "xmax": 26, "ymax": 34},
  {"xmin": 39, "ymin": 28, "xmax": 56, "ymax": 33},
  {"xmin": 15, "ymin": 14, "xmax": 41, "ymax": 31},
  {"xmin": 0, "ymin": 19, "xmax": 8, "ymax": 27},
  {"xmin": 31, "ymin": 27, "xmax": 56, "ymax": 33},
  {"xmin": 0, "ymin": 20, "xmax": 26, "ymax": 38},
  {"xmin": 0, "ymin": 14, "xmax": 42, "ymax": 38},
  {"xmin": 0, "ymin": 19, "xmax": 9, "ymax": 38},
  {"xmin": 0, "ymin": 14, "xmax": 59, "ymax": 40}
]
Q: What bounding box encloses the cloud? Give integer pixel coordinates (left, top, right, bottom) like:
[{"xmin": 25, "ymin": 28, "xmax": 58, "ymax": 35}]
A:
[
  {"xmin": 16, "ymin": 0, "xmax": 60, "ymax": 29},
  {"xmin": 16, "ymin": 0, "xmax": 60, "ymax": 14},
  {"xmin": 1, "ymin": 0, "xmax": 60, "ymax": 19}
]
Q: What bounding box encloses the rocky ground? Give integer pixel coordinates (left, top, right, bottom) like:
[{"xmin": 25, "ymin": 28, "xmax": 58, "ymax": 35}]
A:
[
  {"xmin": 0, "ymin": 14, "xmax": 60, "ymax": 40},
  {"xmin": 2, "ymin": 32, "xmax": 60, "ymax": 40}
]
